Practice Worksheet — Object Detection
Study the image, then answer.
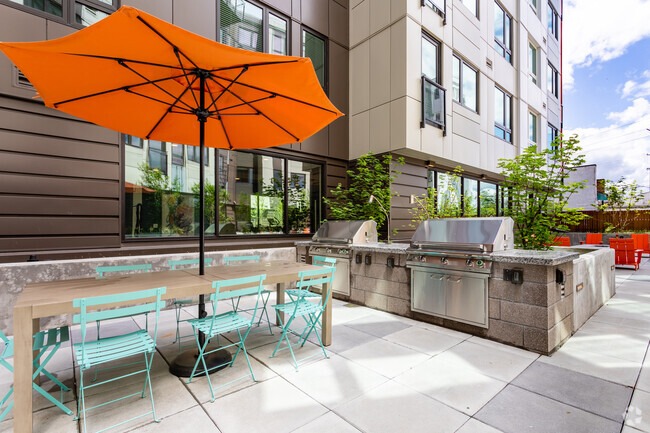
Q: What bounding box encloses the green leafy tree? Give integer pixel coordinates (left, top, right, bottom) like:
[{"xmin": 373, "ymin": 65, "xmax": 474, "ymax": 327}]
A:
[
  {"xmin": 595, "ymin": 178, "xmax": 645, "ymax": 231},
  {"xmin": 497, "ymin": 135, "xmax": 588, "ymax": 250},
  {"xmin": 323, "ymin": 152, "xmax": 404, "ymax": 236},
  {"xmin": 138, "ymin": 163, "xmax": 188, "ymax": 234}
]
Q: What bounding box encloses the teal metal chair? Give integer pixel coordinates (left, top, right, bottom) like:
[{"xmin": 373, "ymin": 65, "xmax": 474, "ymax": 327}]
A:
[
  {"xmin": 168, "ymin": 258, "xmax": 212, "ymax": 352},
  {"xmin": 0, "ymin": 327, "xmax": 73, "ymax": 422},
  {"xmin": 285, "ymin": 255, "xmax": 336, "ymax": 301},
  {"xmin": 225, "ymin": 255, "xmax": 273, "ymax": 335},
  {"xmin": 271, "ymin": 267, "xmax": 334, "ymax": 371},
  {"xmin": 73, "ymin": 286, "xmax": 166, "ymax": 433},
  {"xmin": 186, "ymin": 274, "xmax": 266, "ymax": 402}
]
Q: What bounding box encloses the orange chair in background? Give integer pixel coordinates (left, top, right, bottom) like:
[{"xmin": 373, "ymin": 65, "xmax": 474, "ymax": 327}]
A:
[
  {"xmin": 580, "ymin": 233, "xmax": 603, "ymax": 245},
  {"xmin": 553, "ymin": 237, "xmax": 571, "ymax": 247},
  {"xmin": 609, "ymin": 238, "xmax": 642, "ymax": 270},
  {"xmin": 631, "ymin": 234, "xmax": 650, "ymax": 257}
]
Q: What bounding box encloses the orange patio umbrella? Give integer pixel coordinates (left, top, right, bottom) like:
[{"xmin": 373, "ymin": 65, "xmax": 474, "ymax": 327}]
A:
[{"xmin": 0, "ymin": 5, "xmax": 342, "ymax": 375}]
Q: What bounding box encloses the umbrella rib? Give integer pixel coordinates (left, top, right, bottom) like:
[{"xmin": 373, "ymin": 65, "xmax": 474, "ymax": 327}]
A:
[
  {"xmin": 53, "ymin": 73, "xmax": 191, "ymax": 107},
  {"xmin": 136, "ymin": 15, "xmax": 200, "ymax": 69},
  {"xmin": 118, "ymin": 60, "xmax": 195, "ymax": 111},
  {"xmin": 205, "ymin": 66, "xmax": 248, "ymax": 112},
  {"xmin": 209, "ymin": 59, "xmax": 299, "ymax": 73},
  {"xmin": 66, "ymin": 53, "xmax": 187, "ymax": 70},
  {"xmin": 211, "ymin": 74, "xmax": 340, "ymax": 115},
  {"xmin": 145, "ymin": 75, "xmax": 199, "ymax": 139},
  {"xmin": 125, "ymin": 89, "xmax": 193, "ymax": 112},
  {"xmin": 216, "ymin": 115, "xmax": 233, "ymax": 150},
  {"xmin": 172, "ymin": 47, "xmax": 200, "ymax": 108},
  {"xmin": 211, "ymin": 95, "xmax": 275, "ymax": 114},
  {"xmin": 208, "ymin": 75, "xmax": 299, "ymax": 142}
]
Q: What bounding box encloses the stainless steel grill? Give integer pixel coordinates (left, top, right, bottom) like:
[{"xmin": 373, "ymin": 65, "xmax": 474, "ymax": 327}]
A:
[
  {"xmin": 407, "ymin": 217, "xmax": 514, "ymax": 328},
  {"xmin": 308, "ymin": 220, "xmax": 378, "ymax": 296}
]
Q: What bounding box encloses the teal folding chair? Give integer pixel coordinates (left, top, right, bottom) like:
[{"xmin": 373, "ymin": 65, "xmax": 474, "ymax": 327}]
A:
[
  {"xmin": 271, "ymin": 267, "xmax": 334, "ymax": 371},
  {"xmin": 225, "ymin": 255, "xmax": 273, "ymax": 335},
  {"xmin": 168, "ymin": 258, "xmax": 212, "ymax": 352},
  {"xmin": 186, "ymin": 274, "xmax": 266, "ymax": 402},
  {"xmin": 73, "ymin": 286, "xmax": 166, "ymax": 433},
  {"xmin": 285, "ymin": 255, "xmax": 336, "ymax": 301},
  {"xmin": 0, "ymin": 327, "xmax": 73, "ymax": 422}
]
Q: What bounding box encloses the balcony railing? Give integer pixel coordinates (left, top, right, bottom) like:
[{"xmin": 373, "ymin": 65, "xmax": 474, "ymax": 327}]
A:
[
  {"xmin": 421, "ymin": 75, "xmax": 446, "ymax": 136},
  {"xmin": 421, "ymin": 0, "xmax": 446, "ymax": 24}
]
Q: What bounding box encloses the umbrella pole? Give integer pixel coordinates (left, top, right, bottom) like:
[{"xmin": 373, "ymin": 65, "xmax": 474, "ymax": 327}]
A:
[{"xmin": 169, "ymin": 71, "xmax": 232, "ymax": 378}]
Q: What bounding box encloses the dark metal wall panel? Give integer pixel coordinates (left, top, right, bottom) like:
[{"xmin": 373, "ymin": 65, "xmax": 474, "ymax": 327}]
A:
[
  {"xmin": 390, "ymin": 158, "xmax": 428, "ymax": 240},
  {"xmin": 0, "ymin": 151, "xmax": 119, "ymax": 180},
  {"xmin": 329, "ymin": 0, "xmax": 349, "ymax": 46},
  {"xmin": 263, "ymin": 0, "xmax": 292, "ymax": 16},
  {"xmin": 0, "ymin": 173, "xmax": 119, "ymax": 198},
  {"xmin": 0, "ymin": 216, "xmax": 119, "ymax": 236},
  {"xmin": 301, "ymin": 0, "xmax": 328, "ymax": 35},
  {"xmin": 0, "ymin": 235, "xmax": 121, "ymax": 252},
  {"xmin": 0, "ymin": 130, "xmax": 118, "ymax": 162},
  {"xmin": 121, "ymin": 0, "xmax": 173, "ymax": 21},
  {"xmin": 173, "ymin": 0, "xmax": 216, "ymax": 40},
  {"xmin": 1, "ymin": 196, "xmax": 119, "ymax": 216}
]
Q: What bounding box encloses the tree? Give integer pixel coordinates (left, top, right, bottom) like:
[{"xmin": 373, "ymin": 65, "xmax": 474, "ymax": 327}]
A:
[
  {"xmin": 323, "ymin": 152, "xmax": 404, "ymax": 236},
  {"xmin": 595, "ymin": 178, "xmax": 645, "ymax": 232},
  {"xmin": 497, "ymin": 135, "xmax": 588, "ymax": 250}
]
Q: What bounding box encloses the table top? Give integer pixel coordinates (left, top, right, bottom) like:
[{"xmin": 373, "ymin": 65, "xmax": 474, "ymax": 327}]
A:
[{"xmin": 19, "ymin": 260, "xmax": 321, "ymax": 319}]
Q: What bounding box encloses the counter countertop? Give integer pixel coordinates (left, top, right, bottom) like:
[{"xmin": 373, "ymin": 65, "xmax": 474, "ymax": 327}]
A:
[{"xmin": 491, "ymin": 249, "xmax": 580, "ymax": 265}]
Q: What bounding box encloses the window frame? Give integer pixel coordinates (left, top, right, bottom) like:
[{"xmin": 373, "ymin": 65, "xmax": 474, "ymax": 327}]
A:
[
  {"xmin": 428, "ymin": 169, "xmax": 502, "ymax": 217},
  {"xmin": 301, "ymin": 26, "xmax": 328, "ymax": 94},
  {"xmin": 452, "ymin": 54, "xmax": 479, "ymax": 113},
  {"xmin": 187, "ymin": 146, "xmax": 209, "ymax": 166},
  {"xmin": 494, "ymin": 1, "xmax": 512, "ymax": 63},
  {"xmin": 494, "ymin": 85, "xmax": 512, "ymax": 143},
  {"xmin": 421, "ymin": 0, "xmax": 446, "ymax": 23},
  {"xmin": 460, "ymin": 0, "xmax": 478, "ymax": 18},
  {"xmin": 0, "ymin": 0, "xmax": 117, "ymax": 28},
  {"xmin": 421, "ymin": 32, "xmax": 446, "ymax": 133},
  {"xmin": 547, "ymin": 2, "xmax": 559, "ymax": 40},
  {"xmin": 528, "ymin": 41, "xmax": 538, "ymax": 85},
  {"xmin": 547, "ymin": 123, "xmax": 559, "ymax": 150},
  {"xmin": 529, "ymin": 112, "xmax": 538, "ymax": 146},
  {"xmin": 547, "ymin": 62, "xmax": 559, "ymax": 98}
]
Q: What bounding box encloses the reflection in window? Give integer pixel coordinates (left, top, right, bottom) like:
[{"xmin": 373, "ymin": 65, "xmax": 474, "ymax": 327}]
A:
[
  {"xmin": 187, "ymin": 146, "xmax": 209, "ymax": 165},
  {"xmin": 10, "ymin": 0, "xmax": 62, "ymax": 16},
  {"xmin": 529, "ymin": 112, "xmax": 538, "ymax": 145},
  {"xmin": 529, "ymin": 42, "xmax": 538, "ymax": 84},
  {"xmin": 548, "ymin": 2, "xmax": 559, "ymax": 39},
  {"xmin": 422, "ymin": 34, "xmax": 439, "ymax": 82},
  {"xmin": 288, "ymin": 161, "xmax": 321, "ymax": 234},
  {"xmin": 494, "ymin": 87, "xmax": 512, "ymax": 143},
  {"xmin": 303, "ymin": 29, "xmax": 326, "ymax": 90},
  {"xmin": 75, "ymin": 3, "xmax": 109, "ymax": 27},
  {"xmin": 461, "ymin": 0, "xmax": 477, "ymax": 16},
  {"xmin": 480, "ymin": 182, "xmax": 497, "ymax": 216},
  {"xmin": 220, "ymin": 0, "xmax": 263, "ymax": 52},
  {"xmin": 452, "ymin": 55, "xmax": 478, "ymax": 111},
  {"xmin": 269, "ymin": 14, "xmax": 287, "ymax": 55},
  {"xmin": 436, "ymin": 172, "xmax": 462, "ymax": 216},
  {"xmin": 124, "ymin": 138, "xmax": 216, "ymax": 238},
  {"xmin": 464, "ymin": 178, "xmax": 478, "ymax": 217},
  {"xmin": 494, "ymin": 2, "xmax": 512, "ymax": 63}
]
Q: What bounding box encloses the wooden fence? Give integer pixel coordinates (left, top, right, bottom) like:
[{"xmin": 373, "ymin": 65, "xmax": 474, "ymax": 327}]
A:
[{"xmin": 571, "ymin": 210, "xmax": 650, "ymax": 232}]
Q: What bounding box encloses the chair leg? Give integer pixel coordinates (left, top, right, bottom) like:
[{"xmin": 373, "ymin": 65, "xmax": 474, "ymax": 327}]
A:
[
  {"xmin": 255, "ymin": 292, "xmax": 273, "ymax": 335},
  {"xmin": 236, "ymin": 328, "xmax": 256, "ymax": 383},
  {"xmin": 0, "ymin": 388, "xmax": 13, "ymax": 423},
  {"xmin": 271, "ymin": 314, "xmax": 299, "ymax": 371},
  {"xmin": 143, "ymin": 351, "xmax": 160, "ymax": 422}
]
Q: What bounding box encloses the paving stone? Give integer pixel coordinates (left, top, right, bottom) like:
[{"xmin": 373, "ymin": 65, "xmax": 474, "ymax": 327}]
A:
[
  {"xmin": 344, "ymin": 313, "xmax": 411, "ymax": 338},
  {"xmin": 127, "ymin": 405, "xmax": 219, "ymax": 432},
  {"xmin": 446, "ymin": 340, "xmax": 536, "ymax": 382},
  {"xmin": 292, "ymin": 411, "xmax": 361, "ymax": 433},
  {"xmin": 475, "ymin": 385, "xmax": 621, "ymax": 433},
  {"xmin": 455, "ymin": 418, "xmax": 504, "ymax": 433},
  {"xmin": 626, "ymin": 389, "xmax": 650, "ymax": 432},
  {"xmin": 340, "ymin": 338, "xmax": 429, "ymax": 378},
  {"xmin": 384, "ymin": 325, "xmax": 464, "ymax": 356},
  {"xmin": 512, "ymin": 362, "xmax": 633, "ymax": 423}
]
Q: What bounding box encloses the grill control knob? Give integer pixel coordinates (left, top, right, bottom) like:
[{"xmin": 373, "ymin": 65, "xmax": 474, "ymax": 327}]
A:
[
  {"xmin": 339, "ymin": 249, "xmax": 347, "ymax": 254},
  {"xmin": 476, "ymin": 259, "xmax": 484, "ymax": 268},
  {"xmin": 441, "ymin": 257, "xmax": 449, "ymax": 265},
  {"xmin": 466, "ymin": 259, "xmax": 473, "ymax": 267},
  {"xmin": 326, "ymin": 248, "xmax": 332, "ymax": 254},
  {"xmin": 419, "ymin": 256, "xmax": 426, "ymax": 262}
]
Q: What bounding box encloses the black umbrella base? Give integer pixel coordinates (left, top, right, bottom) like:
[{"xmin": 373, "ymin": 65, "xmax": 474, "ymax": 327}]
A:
[{"xmin": 169, "ymin": 348, "xmax": 232, "ymax": 378}]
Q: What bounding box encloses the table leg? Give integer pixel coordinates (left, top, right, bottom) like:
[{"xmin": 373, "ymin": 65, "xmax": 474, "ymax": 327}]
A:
[
  {"xmin": 14, "ymin": 307, "xmax": 36, "ymax": 433},
  {"xmin": 322, "ymin": 282, "xmax": 332, "ymax": 347},
  {"xmin": 276, "ymin": 282, "xmax": 285, "ymax": 325}
]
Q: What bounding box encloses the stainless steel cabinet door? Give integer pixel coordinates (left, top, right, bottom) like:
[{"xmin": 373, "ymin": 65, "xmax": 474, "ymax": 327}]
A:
[
  {"xmin": 411, "ymin": 269, "xmax": 446, "ymax": 316},
  {"xmin": 445, "ymin": 273, "xmax": 488, "ymax": 327},
  {"xmin": 332, "ymin": 258, "xmax": 350, "ymax": 296}
]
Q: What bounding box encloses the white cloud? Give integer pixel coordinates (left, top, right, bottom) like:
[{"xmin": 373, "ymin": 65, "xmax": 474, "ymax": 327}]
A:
[
  {"xmin": 565, "ymin": 98, "xmax": 650, "ymax": 189},
  {"xmin": 563, "ymin": 0, "xmax": 650, "ymax": 90},
  {"xmin": 621, "ymin": 70, "xmax": 650, "ymax": 98}
]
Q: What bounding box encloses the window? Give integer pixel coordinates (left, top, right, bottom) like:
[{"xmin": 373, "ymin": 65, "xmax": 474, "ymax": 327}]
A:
[
  {"xmin": 530, "ymin": 0, "xmax": 538, "ymax": 12},
  {"xmin": 494, "ymin": 86, "xmax": 512, "ymax": 143},
  {"xmin": 4, "ymin": 0, "xmax": 116, "ymax": 27},
  {"xmin": 494, "ymin": 2, "xmax": 512, "ymax": 63},
  {"xmin": 547, "ymin": 124, "xmax": 559, "ymax": 149},
  {"xmin": 148, "ymin": 141, "xmax": 167, "ymax": 175},
  {"xmin": 423, "ymin": 0, "xmax": 445, "ymax": 21},
  {"xmin": 548, "ymin": 2, "xmax": 559, "ymax": 40},
  {"xmin": 287, "ymin": 161, "xmax": 321, "ymax": 234},
  {"xmin": 547, "ymin": 62, "xmax": 559, "ymax": 98},
  {"xmin": 480, "ymin": 182, "xmax": 497, "ymax": 216},
  {"xmin": 529, "ymin": 112, "xmax": 538, "ymax": 146},
  {"xmin": 435, "ymin": 171, "xmax": 462, "ymax": 216},
  {"xmin": 125, "ymin": 135, "xmax": 143, "ymax": 148},
  {"xmin": 463, "ymin": 178, "xmax": 478, "ymax": 216},
  {"xmin": 461, "ymin": 0, "xmax": 477, "ymax": 17},
  {"xmin": 528, "ymin": 42, "xmax": 538, "ymax": 84},
  {"xmin": 452, "ymin": 55, "xmax": 478, "ymax": 112},
  {"xmin": 187, "ymin": 146, "xmax": 209, "ymax": 166},
  {"xmin": 421, "ymin": 34, "xmax": 445, "ymax": 130},
  {"xmin": 171, "ymin": 143, "xmax": 184, "ymax": 166},
  {"xmin": 219, "ymin": 0, "xmax": 289, "ymax": 55},
  {"xmin": 302, "ymin": 29, "xmax": 327, "ymax": 91}
]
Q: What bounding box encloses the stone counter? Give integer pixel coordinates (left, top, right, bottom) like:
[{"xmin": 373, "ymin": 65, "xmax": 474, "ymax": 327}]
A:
[{"xmin": 492, "ymin": 249, "xmax": 579, "ymax": 266}]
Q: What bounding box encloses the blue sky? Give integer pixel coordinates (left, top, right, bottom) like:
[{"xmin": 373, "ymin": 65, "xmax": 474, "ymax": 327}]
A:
[{"xmin": 562, "ymin": 0, "xmax": 650, "ymax": 192}]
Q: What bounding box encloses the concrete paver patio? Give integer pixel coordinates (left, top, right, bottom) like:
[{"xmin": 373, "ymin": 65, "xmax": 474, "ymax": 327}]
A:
[{"xmin": 2, "ymin": 258, "xmax": 650, "ymax": 432}]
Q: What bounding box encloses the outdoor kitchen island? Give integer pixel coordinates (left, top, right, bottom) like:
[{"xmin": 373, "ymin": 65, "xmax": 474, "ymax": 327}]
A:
[{"xmin": 296, "ymin": 220, "xmax": 615, "ymax": 356}]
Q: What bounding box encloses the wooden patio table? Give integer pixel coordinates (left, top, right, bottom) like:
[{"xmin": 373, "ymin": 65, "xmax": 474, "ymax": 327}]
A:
[{"xmin": 13, "ymin": 260, "xmax": 326, "ymax": 433}]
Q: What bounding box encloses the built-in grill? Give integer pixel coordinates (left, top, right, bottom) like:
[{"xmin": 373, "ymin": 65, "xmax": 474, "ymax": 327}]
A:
[
  {"xmin": 406, "ymin": 217, "xmax": 514, "ymax": 328},
  {"xmin": 308, "ymin": 220, "xmax": 378, "ymax": 296}
]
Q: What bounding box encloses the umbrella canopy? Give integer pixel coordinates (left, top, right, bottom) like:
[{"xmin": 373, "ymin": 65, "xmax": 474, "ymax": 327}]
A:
[{"xmin": 0, "ymin": 6, "xmax": 341, "ymax": 149}]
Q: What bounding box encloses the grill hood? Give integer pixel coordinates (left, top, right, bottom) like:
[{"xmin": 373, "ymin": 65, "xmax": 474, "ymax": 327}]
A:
[
  {"xmin": 409, "ymin": 217, "xmax": 514, "ymax": 253},
  {"xmin": 312, "ymin": 220, "xmax": 378, "ymax": 244}
]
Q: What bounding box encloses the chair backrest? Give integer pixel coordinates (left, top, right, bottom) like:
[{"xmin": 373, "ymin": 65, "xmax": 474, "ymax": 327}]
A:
[
  {"xmin": 553, "ymin": 237, "xmax": 571, "ymax": 247},
  {"xmin": 631, "ymin": 234, "xmax": 649, "ymax": 251},
  {"xmin": 586, "ymin": 233, "xmax": 602, "ymax": 244},
  {"xmin": 95, "ymin": 264, "xmax": 152, "ymax": 278},
  {"xmin": 296, "ymin": 267, "xmax": 335, "ymax": 307},
  {"xmin": 73, "ymin": 287, "xmax": 166, "ymax": 361},
  {"xmin": 207, "ymin": 275, "xmax": 266, "ymax": 334},
  {"xmin": 609, "ymin": 238, "xmax": 637, "ymax": 265},
  {"xmin": 0, "ymin": 329, "xmax": 12, "ymax": 360},
  {"xmin": 168, "ymin": 258, "xmax": 212, "ymax": 270},
  {"xmin": 312, "ymin": 255, "xmax": 337, "ymax": 267},
  {"xmin": 224, "ymin": 255, "xmax": 260, "ymax": 266}
]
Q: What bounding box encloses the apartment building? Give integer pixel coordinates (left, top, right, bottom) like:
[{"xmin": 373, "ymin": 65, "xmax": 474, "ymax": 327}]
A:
[{"xmin": 0, "ymin": 0, "xmax": 561, "ymax": 262}]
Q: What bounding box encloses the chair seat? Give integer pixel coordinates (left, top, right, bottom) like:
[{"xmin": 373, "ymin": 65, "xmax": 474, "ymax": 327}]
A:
[
  {"xmin": 274, "ymin": 299, "xmax": 321, "ymax": 317},
  {"xmin": 285, "ymin": 288, "xmax": 320, "ymax": 299},
  {"xmin": 74, "ymin": 329, "xmax": 154, "ymax": 370},
  {"xmin": 188, "ymin": 311, "xmax": 250, "ymax": 337}
]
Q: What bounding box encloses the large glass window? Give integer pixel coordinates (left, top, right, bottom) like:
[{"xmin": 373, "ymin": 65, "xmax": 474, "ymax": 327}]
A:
[
  {"xmin": 463, "ymin": 178, "xmax": 478, "ymax": 217},
  {"xmin": 302, "ymin": 29, "xmax": 326, "ymax": 91},
  {"xmin": 452, "ymin": 55, "xmax": 478, "ymax": 112},
  {"xmin": 8, "ymin": 0, "xmax": 62, "ymax": 16},
  {"xmin": 548, "ymin": 2, "xmax": 559, "ymax": 40},
  {"xmin": 422, "ymin": 34, "xmax": 439, "ymax": 82},
  {"xmin": 529, "ymin": 112, "xmax": 538, "ymax": 146},
  {"xmin": 220, "ymin": 0, "xmax": 288, "ymax": 56},
  {"xmin": 422, "ymin": 34, "xmax": 445, "ymax": 129},
  {"xmin": 494, "ymin": 2, "xmax": 512, "ymax": 63},
  {"xmin": 529, "ymin": 42, "xmax": 538, "ymax": 84},
  {"xmin": 288, "ymin": 161, "xmax": 321, "ymax": 234},
  {"xmin": 187, "ymin": 146, "xmax": 209, "ymax": 166},
  {"xmin": 494, "ymin": 86, "xmax": 512, "ymax": 143},
  {"xmin": 461, "ymin": 0, "xmax": 477, "ymax": 17},
  {"xmin": 547, "ymin": 62, "xmax": 559, "ymax": 98},
  {"xmin": 480, "ymin": 182, "xmax": 497, "ymax": 216},
  {"xmin": 5, "ymin": 0, "xmax": 115, "ymax": 26},
  {"xmin": 436, "ymin": 172, "xmax": 462, "ymax": 216},
  {"xmin": 269, "ymin": 13, "xmax": 288, "ymax": 55},
  {"xmin": 547, "ymin": 124, "xmax": 559, "ymax": 149}
]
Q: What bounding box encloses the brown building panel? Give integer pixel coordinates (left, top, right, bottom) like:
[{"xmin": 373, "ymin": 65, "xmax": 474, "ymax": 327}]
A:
[
  {"xmin": 0, "ymin": 235, "xmax": 120, "ymax": 253},
  {"xmin": 390, "ymin": 158, "xmax": 428, "ymax": 240},
  {"xmin": 1, "ymin": 196, "xmax": 118, "ymax": 216},
  {"xmin": 0, "ymin": 216, "xmax": 119, "ymax": 236},
  {"xmin": 0, "ymin": 173, "xmax": 119, "ymax": 198}
]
